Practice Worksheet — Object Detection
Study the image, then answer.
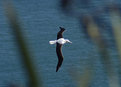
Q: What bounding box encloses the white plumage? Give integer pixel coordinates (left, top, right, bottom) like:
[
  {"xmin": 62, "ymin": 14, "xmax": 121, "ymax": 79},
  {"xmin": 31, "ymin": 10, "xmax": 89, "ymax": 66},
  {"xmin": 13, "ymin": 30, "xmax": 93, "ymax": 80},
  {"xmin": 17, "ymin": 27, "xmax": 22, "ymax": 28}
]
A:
[
  {"xmin": 49, "ymin": 40, "xmax": 57, "ymax": 44},
  {"xmin": 49, "ymin": 38, "xmax": 72, "ymax": 45}
]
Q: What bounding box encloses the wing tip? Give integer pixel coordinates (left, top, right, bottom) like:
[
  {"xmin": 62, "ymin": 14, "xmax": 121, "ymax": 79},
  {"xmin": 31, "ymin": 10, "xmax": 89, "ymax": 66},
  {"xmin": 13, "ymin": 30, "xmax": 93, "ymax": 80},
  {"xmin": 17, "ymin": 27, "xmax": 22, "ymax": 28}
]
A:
[
  {"xmin": 59, "ymin": 27, "xmax": 65, "ymax": 31},
  {"xmin": 56, "ymin": 69, "xmax": 58, "ymax": 72},
  {"xmin": 56, "ymin": 66, "xmax": 59, "ymax": 72}
]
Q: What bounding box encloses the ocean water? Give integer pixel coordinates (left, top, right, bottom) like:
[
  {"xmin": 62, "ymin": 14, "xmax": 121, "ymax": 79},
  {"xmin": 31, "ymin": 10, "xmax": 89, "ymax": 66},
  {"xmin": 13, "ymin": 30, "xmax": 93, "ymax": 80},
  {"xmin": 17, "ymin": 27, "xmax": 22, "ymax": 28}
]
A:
[{"xmin": 0, "ymin": 0, "xmax": 120, "ymax": 87}]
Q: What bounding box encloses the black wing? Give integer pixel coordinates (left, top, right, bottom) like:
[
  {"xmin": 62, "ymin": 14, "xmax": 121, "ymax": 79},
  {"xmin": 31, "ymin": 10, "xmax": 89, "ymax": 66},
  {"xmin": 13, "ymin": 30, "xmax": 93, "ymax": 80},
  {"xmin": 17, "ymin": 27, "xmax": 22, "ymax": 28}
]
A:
[
  {"xmin": 57, "ymin": 27, "xmax": 65, "ymax": 39},
  {"xmin": 56, "ymin": 43, "xmax": 63, "ymax": 72}
]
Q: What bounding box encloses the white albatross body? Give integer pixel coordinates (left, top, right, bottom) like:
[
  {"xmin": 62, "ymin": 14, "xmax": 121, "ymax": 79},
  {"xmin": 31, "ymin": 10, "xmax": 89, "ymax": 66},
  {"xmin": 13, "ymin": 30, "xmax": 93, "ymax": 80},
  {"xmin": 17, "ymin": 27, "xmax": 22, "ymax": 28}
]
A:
[
  {"xmin": 49, "ymin": 27, "xmax": 72, "ymax": 72},
  {"xmin": 49, "ymin": 38, "xmax": 72, "ymax": 45}
]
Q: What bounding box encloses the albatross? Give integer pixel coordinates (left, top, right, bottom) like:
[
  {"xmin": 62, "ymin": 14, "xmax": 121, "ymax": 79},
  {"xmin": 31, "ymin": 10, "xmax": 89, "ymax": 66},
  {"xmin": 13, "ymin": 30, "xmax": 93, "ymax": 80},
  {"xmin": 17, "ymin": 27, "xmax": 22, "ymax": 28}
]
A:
[{"xmin": 49, "ymin": 27, "xmax": 72, "ymax": 72}]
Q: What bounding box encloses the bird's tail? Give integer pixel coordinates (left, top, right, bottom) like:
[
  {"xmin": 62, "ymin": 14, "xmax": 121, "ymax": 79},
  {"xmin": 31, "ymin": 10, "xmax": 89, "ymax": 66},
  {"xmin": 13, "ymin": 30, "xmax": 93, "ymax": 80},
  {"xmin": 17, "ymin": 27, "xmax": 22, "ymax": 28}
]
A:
[{"xmin": 49, "ymin": 40, "xmax": 57, "ymax": 44}]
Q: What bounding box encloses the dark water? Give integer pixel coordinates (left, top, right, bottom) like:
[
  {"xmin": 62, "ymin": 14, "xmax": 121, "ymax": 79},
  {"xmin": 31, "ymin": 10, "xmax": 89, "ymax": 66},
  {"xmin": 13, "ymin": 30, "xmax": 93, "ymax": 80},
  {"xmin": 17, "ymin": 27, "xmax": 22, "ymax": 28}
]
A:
[{"xmin": 0, "ymin": 0, "xmax": 120, "ymax": 87}]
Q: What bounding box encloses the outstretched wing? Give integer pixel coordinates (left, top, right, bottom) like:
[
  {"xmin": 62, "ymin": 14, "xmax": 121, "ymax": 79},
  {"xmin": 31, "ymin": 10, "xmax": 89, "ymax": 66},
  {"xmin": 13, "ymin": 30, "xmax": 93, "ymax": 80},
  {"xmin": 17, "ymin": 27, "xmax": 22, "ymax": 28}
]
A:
[
  {"xmin": 56, "ymin": 43, "xmax": 63, "ymax": 72},
  {"xmin": 57, "ymin": 27, "xmax": 65, "ymax": 39}
]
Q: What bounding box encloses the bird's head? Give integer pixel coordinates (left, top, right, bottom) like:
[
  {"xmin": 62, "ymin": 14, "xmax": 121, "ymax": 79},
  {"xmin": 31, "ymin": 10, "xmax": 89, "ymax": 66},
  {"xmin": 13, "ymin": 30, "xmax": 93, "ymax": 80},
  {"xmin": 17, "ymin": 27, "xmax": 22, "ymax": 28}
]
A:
[
  {"xmin": 65, "ymin": 39, "xmax": 72, "ymax": 43},
  {"xmin": 59, "ymin": 27, "xmax": 65, "ymax": 31}
]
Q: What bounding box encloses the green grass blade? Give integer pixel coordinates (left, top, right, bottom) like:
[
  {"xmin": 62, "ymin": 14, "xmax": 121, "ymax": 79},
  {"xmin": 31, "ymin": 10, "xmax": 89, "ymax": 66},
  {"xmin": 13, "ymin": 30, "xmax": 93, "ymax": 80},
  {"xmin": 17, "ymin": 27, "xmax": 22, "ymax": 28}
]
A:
[
  {"xmin": 83, "ymin": 17, "xmax": 120, "ymax": 87},
  {"xmin": 4, "ymin": 2, "xmax": 42, "ymax": 87},
  {"xmin": 110, "ymin": 8, "xmax": 121, "ymax": 61}
]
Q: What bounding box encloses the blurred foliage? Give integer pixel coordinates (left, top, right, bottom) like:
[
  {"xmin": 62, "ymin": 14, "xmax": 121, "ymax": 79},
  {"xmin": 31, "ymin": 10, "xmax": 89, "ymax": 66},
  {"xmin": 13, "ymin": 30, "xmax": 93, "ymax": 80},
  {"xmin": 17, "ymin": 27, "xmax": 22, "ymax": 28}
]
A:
[
  {"xmin": 60, "ymin": 0, "xmax": 121, "ymax": 87},
  {"xmin": 3, "ymin": 0, "xmax": 121, "ymax": 87},
  {"xmin": 4, "ymin": 1, "xmax": 42, "ymax": 87}
]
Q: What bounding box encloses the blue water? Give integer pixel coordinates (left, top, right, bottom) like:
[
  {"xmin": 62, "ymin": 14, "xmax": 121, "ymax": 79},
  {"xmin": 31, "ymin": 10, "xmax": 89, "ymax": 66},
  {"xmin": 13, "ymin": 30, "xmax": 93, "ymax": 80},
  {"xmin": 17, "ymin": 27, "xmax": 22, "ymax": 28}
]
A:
[{"xmin": 0, "ymin": 0, "xmax": 120, "ymax": 87}]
